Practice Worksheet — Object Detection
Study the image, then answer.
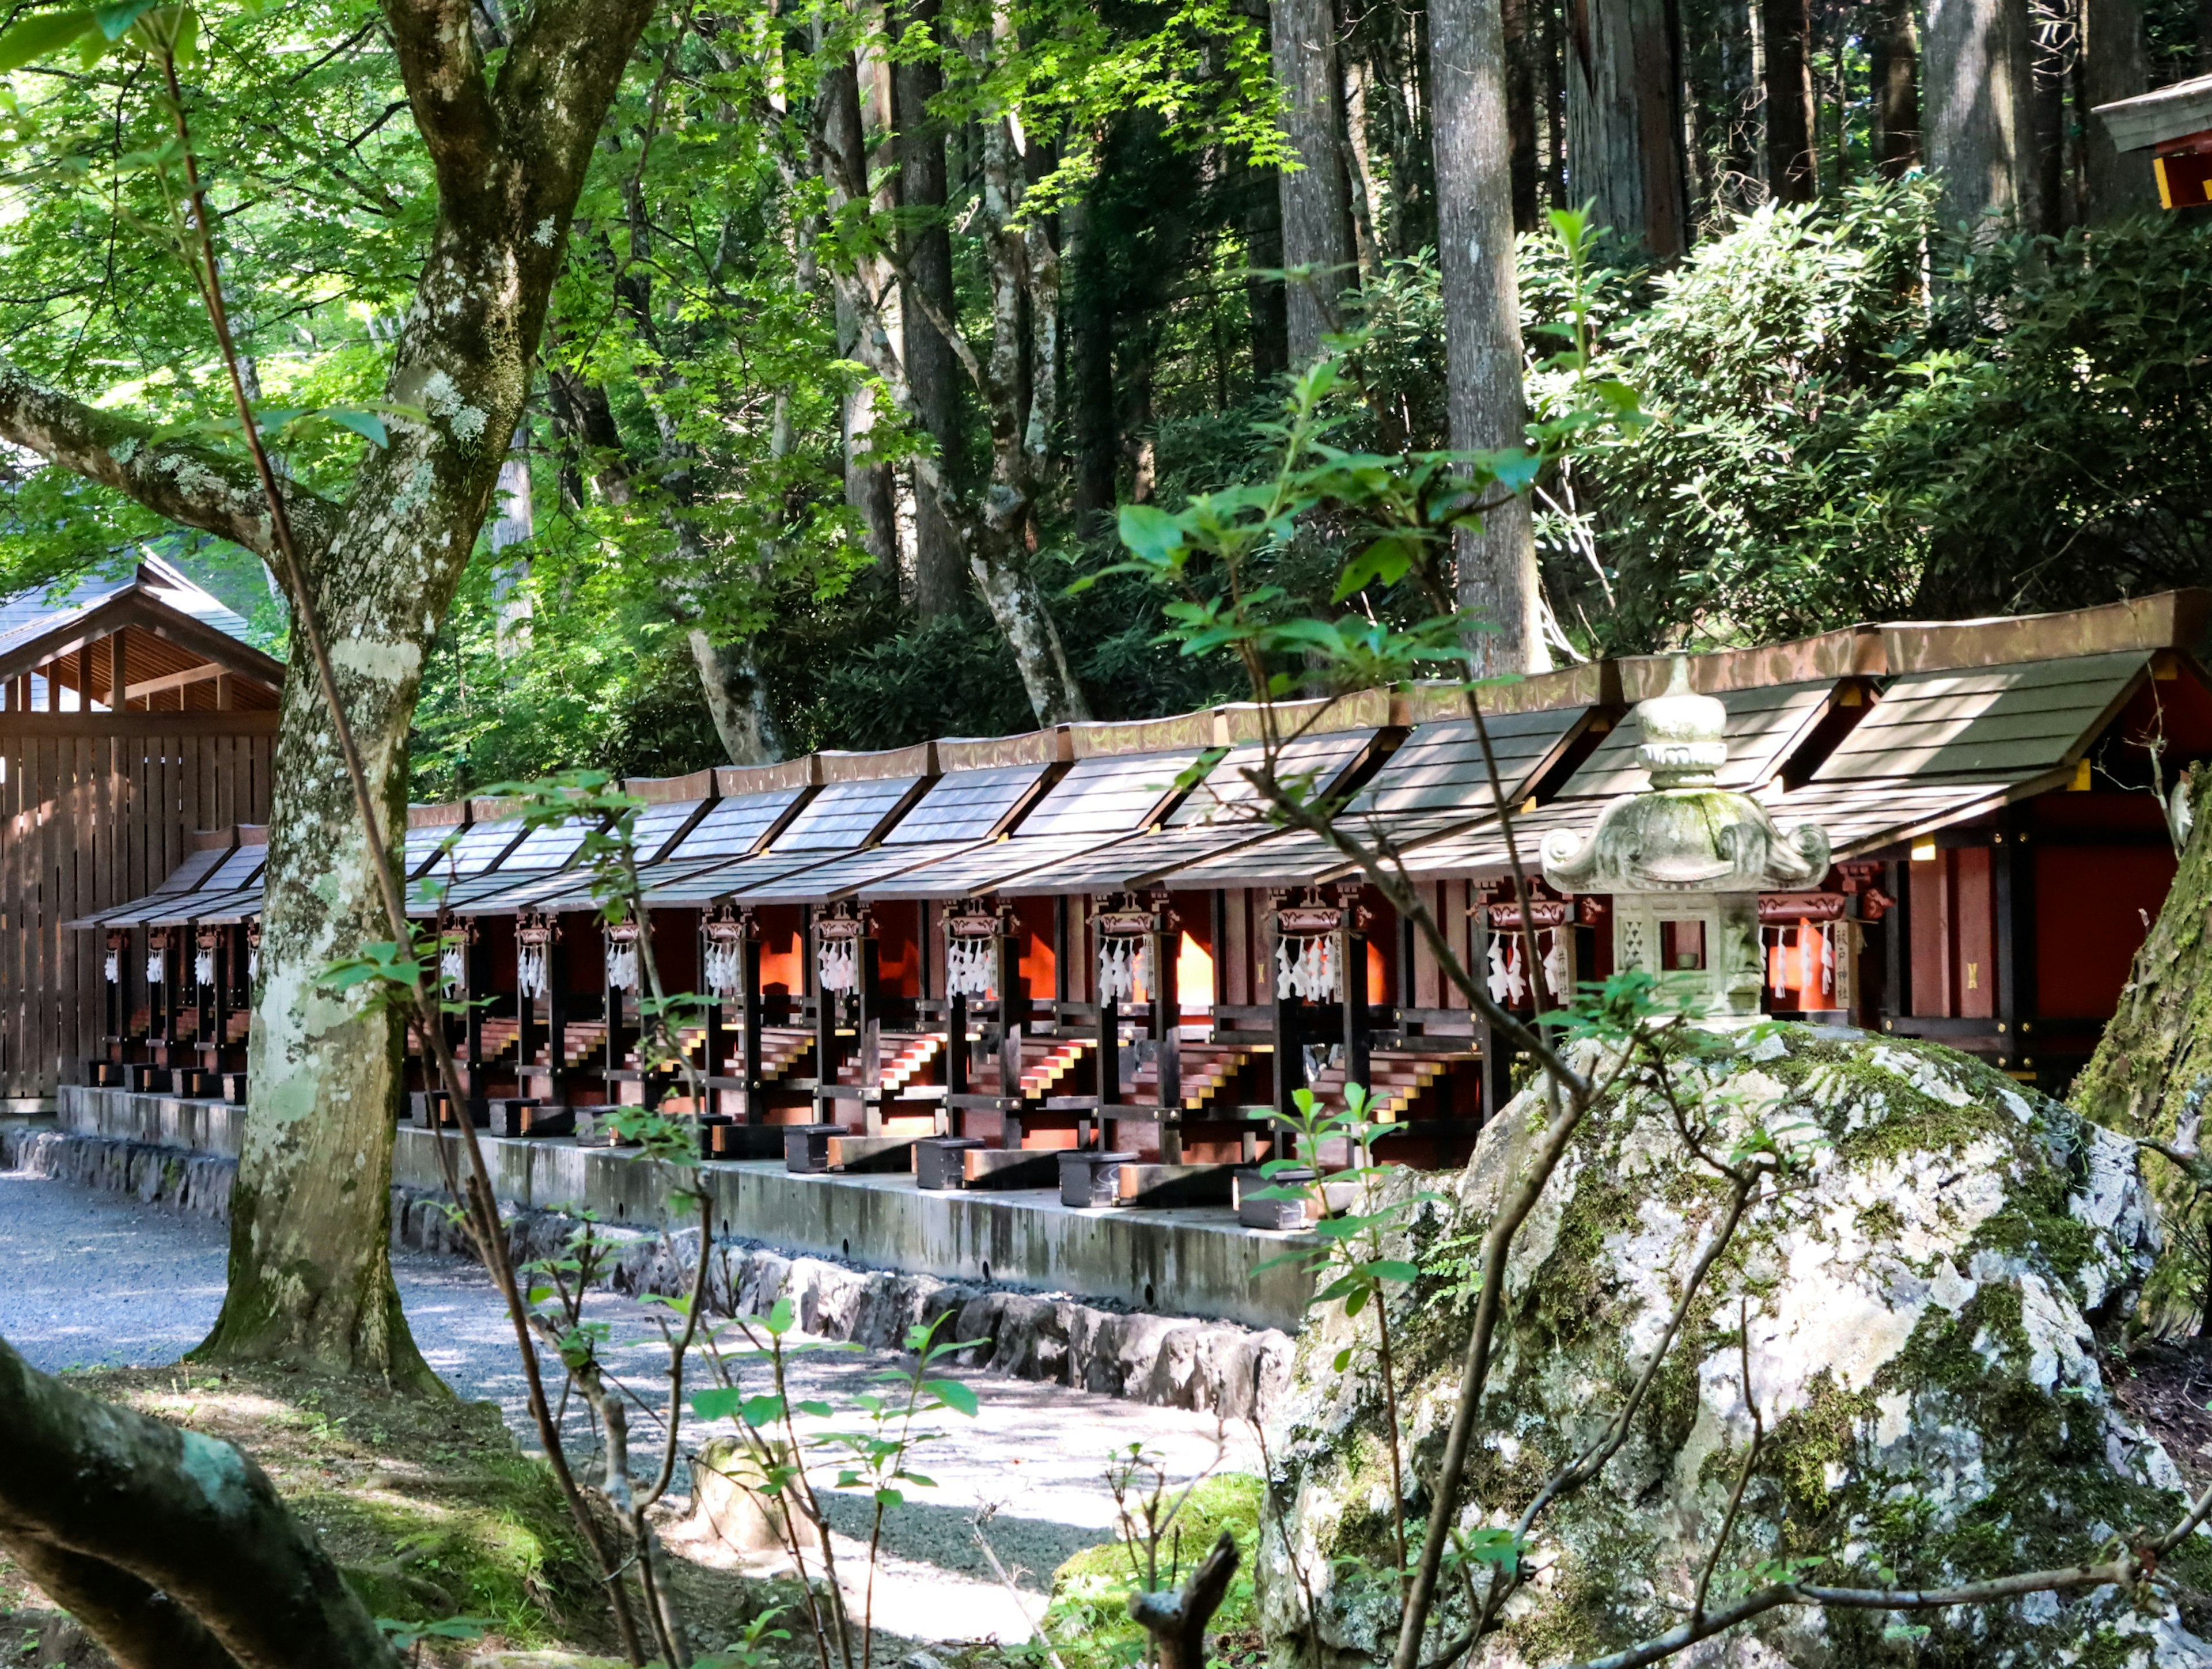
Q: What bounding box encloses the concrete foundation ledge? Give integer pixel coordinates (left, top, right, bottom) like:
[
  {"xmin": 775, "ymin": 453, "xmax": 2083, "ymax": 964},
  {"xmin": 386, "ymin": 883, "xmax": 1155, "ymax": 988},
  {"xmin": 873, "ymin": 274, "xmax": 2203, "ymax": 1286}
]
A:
[{"xmin": 393, "ymin": 1187, "xmax": 1293, "ymax": 1422}]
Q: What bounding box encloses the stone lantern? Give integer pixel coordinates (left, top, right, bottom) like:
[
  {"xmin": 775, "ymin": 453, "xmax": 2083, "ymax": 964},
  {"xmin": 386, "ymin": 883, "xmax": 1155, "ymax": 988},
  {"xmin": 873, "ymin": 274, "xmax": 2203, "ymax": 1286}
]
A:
[{"xmin": 1541, "ymin": 658, "xmax": 1832, "ymax": 1016}]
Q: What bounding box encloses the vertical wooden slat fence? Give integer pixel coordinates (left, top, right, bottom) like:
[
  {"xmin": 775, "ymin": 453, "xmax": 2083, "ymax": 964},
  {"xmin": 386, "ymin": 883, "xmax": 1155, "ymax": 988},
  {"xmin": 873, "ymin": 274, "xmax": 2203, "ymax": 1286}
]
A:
[{"xmin": 0, "ymin": 712, "xmax": 277, "ymax": 1099}]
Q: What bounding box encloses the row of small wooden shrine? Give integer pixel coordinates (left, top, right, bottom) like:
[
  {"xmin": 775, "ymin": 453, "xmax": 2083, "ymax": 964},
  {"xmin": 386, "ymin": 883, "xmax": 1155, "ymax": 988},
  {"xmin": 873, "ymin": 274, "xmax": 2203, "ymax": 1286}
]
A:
[{"xmin": 71, "ymin": 590, "xmax": 2212, "ymax": 1209}]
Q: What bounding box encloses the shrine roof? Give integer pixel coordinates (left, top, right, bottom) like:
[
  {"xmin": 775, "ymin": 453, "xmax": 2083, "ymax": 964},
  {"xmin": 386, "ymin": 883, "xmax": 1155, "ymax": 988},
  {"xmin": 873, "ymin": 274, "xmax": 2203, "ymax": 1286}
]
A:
[
  {"xmin": 857, "ymin": 829, "xmax": 1144, "ymax": 902},
  {"xmin": 724, "ymin": 840, "xmax": 982, "ymax": 905},
  {"xmin": 68, "ymin": 844, "xmax": 232, "ymax": 926},
  {"xmin": 1559, "ymin": 679, "xmax": 1840, "ymax": 798},
  {"xmin": 774, "ymin": 775, "xmax": 929, "ymax": 851},
  {"xmin": 1812, "ymin": 650, "xmax": 2152, "ymax": 783},
  {"xmin": 883, "ymin": 762, "xmax": 1054, "ymax": 845}
]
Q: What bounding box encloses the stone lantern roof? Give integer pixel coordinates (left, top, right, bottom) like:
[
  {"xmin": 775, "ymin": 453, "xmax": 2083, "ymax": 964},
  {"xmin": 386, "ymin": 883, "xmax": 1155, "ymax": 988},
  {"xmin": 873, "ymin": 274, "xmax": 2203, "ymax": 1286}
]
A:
[{"xmin": 1540, "ymin": 657, "xmax": 1833, "ymax": 1014}]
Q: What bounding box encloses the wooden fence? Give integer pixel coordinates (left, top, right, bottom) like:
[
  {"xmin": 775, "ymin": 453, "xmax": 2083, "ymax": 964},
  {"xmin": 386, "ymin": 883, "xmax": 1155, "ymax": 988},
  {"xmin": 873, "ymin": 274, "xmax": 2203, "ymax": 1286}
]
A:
[{"xmin": 0, "ymin": 711, "xmax": 275, "ymax": 1099}]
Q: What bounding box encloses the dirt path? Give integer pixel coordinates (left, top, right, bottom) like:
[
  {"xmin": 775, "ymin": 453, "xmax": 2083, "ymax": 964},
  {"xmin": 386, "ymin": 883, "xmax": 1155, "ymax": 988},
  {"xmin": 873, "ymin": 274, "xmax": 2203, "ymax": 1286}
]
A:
[{"xmin": 0, "ymin": 1166, "xmax": 1262, "ymax": 1644}]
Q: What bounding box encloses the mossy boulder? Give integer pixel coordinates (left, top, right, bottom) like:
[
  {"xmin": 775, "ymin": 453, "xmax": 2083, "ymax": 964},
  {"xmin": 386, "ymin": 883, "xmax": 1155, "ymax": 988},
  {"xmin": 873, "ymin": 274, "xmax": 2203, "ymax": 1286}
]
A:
[{"xmin": 1257, "ymin": 1025, "xmax": 2212, "ymax": 1668}]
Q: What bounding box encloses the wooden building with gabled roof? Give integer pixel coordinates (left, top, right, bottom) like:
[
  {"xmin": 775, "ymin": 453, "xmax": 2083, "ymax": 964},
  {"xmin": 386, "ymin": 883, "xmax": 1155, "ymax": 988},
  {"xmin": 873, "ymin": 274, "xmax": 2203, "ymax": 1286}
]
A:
[{"xmin": 3, "ymin": 555, "xmax": 281, "ymax": 1102}]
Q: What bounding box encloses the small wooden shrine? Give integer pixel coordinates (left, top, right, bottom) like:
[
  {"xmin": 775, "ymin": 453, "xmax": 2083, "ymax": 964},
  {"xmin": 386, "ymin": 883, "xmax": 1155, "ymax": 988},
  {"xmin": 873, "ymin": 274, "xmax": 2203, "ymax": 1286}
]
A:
[
  {"xmin": 1, "ymin": 557, "xmax": 278, "ymax": 1102},
  {"xmin": 70, "ymin": 589, "xmax": 2212, "ymax": 1222},
  {"xmin": 2097, "ymin": 73, "xmax": 2212, "ymax": 208}
]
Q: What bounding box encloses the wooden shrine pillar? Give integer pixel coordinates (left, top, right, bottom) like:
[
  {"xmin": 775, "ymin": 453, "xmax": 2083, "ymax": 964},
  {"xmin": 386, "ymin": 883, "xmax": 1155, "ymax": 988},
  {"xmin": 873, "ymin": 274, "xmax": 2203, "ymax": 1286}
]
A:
[
  {"xmin": 146, "ymin": 927, "xmax": 174, "ymax": 1056},
  {"xmin": 995, "ymin": 906, "xmax": 1025, "ymax": 1146},
  {"xmin": 1335, "ymin": 883, "xmax": 1370, "ymax": 1105},
  {"xmin": 464, "ymin": 917, "xmax": 491, "ymax": 1098},
  {"xmin": 515, "ymin": 911, "xmax": 558, "ymax": 1104},
  {"xmin": 1092, "ymin": 996, "xmax": 1121, "ymax": 1150},
  {"xmin": 1467, "ymin": 899, "xmax": 1516, "ymax": 1121},
  {"xmin": 1995, "ymin": 806, "xmax": 2037, "ymax": 1077},
  {"xmin": 944, "ymin": 990, "xmax": 969, "ymax": 1130},
  {"xmin": 1145, "ymin": 892, "xmax": 1184, "ymax": 1161},
  {"xmin": 1881, "ymin": 858, "xmax": 1911, "ymax": 1031}
]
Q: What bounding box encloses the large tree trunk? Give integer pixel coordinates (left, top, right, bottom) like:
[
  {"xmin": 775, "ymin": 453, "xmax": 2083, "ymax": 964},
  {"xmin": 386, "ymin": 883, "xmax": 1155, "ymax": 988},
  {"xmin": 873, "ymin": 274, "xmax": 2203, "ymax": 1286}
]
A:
[
  {"xmin": 894, "ymin": 0, "xmax": 967, "ymax": 616},
  {"xmin": 1762, "ymin": 0, "xmax": 1817, "ymax": 202},
  {"xmin": 688, "ymin": 631, "xmax": 782, "ymax": 765},
  {"xmin": 1238, "ymin": 149, "xmax": 1291, "ymax": 380},
  {"xmin": 1925, "ymin": 0, "xmax": 2040, "ymax": 234},
  {"xmin": 0, "ymin": 1336, "xmax": 401, "ymax": 1669},
  {"xmin": 1272, "ymin": 0, "xmax": 1358, "ymax": 363},
  {"xmin": 1432, "ymin": 0, "xmax": 1547, "ymax": 676},
  {"xmin": 182, "ymin": 0, "xmax": 658, "ymax": 1380},
  {"xmin": 1869, "ymin": 0, "xmax": 1922, "ymax": 179},
  {"xmin": 1503, "ymin": 0, "xmax": 1541, "ymax": 231},
  {"xmin": 2073, "ymin": 769, "xmax": 2212, "ymax": 1324},
  {"xmin": 1565, "ymin": 0, "xmax": 1687, "ymax": 256},
  {"xmin": 2085, "ymin": 0, "xmax": 2156, "ymax": 219}
]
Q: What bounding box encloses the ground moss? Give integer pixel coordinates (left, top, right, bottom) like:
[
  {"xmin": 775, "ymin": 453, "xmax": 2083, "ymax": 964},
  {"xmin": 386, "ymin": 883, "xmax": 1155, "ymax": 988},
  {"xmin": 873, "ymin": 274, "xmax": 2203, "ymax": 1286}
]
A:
[{"xmin": 1047, "ymin": 1474, "xmax": 1264, "ymax": 1669}]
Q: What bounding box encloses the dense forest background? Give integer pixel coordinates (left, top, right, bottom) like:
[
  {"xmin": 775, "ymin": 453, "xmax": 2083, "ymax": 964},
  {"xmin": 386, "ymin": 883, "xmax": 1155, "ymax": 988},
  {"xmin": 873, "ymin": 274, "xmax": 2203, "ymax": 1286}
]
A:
[{"xmin": 2, "ymin": 0, "xmax": 2211, "ymax": 796}]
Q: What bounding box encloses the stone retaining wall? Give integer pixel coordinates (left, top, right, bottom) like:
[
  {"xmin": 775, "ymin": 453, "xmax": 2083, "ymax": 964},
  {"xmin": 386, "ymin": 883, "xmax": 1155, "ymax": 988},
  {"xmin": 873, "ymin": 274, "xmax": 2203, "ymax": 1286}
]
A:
[{"xmin": 3, "ymin": 1124, "xmax": 1293, "ymax": 1421}]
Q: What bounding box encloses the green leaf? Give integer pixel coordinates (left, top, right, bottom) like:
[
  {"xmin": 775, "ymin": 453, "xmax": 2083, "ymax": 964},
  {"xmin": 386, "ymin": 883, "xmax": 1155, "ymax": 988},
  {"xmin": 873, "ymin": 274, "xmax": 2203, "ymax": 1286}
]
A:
[
  {"xmin": 323, "ymin": 407, "xmax": 389, "ymax": 447},
  {"xmin": 0, "ymin": 11, "xmax": 94, "ymax": 73},
  {"xmin": 1116, "ymin": 502, "xmax": 1186, "ymax": 566},
  {"xmin": 691, "ymin": 1386, "xmax": 747, "ymax": 1421},
  {"xmin": 924, "ymin": 1377, "xmax": 979, "ymax": 1418},
  {"xmin": 765, "ymin": 1295, "xmax": 795, "ymax": 1336},
  {"xmin": 94, "ymin": 0, "xmax": 159, "ymax": 38}
]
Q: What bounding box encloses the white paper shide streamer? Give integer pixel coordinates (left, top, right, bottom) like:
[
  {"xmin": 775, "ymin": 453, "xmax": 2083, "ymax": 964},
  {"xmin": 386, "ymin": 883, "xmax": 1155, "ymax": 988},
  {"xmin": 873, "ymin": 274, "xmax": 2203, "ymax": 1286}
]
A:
[
  {"xmin": 818, "ymin": 936, "xmax": 858, "ymax": 995},
  {"xmin": 103, "ymin": 950, "xmax": 119, "ymax": 985},
  {"xmin": 517, "ymin": 943, "xmax": 548, "ymax": 1000},
  {"xmin": 146, "ymin": 952, "xmax": 166, "ymax": 988},
  {"xmin": 195, "ymin": 947, "xmax": 217, "ymax": 988},
  {"xmin": 439, "ymin": 942, "xmax": 465, "ymax": 997},
  {"xmin": 1096, "ymin": 936, "xmax": 1148, "ymax": 1006},
  {"xmin": 703, "ymin": 940, "xmax": 742, "ymax": 997},
  {"xmin": 946, "ymin": 934, "xmax": 997, "ymax": 999},
  {"xmin": 1274, "ymin": 933, "xmax": 1339, "ymax": 1002},
  {"xmin": 605, "ymin": 939, "xmax": 639, "ymax": 995}
]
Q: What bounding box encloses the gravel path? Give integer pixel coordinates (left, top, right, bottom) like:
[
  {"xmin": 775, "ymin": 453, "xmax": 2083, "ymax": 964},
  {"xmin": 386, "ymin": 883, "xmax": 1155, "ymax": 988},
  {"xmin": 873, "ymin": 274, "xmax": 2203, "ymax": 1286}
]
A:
[{"xmin": 0, "ymin": 1167, "xmax": 1261, "ymax": 1644}]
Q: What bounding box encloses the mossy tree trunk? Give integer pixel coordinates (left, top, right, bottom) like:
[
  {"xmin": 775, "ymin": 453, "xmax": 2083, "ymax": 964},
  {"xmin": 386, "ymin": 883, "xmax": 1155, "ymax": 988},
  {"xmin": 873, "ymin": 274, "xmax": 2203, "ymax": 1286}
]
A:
[
  {"xmin": 2071, "ymin": 768, "xmax": 2212, "ymax": 1144},
  {"xmin": 2071, "ymin": 769, "xmax": 2212, "ymax": 1325},
  {"xmin": 0, "ymin": 0, "xmax": 658, "ymax": 1385}
]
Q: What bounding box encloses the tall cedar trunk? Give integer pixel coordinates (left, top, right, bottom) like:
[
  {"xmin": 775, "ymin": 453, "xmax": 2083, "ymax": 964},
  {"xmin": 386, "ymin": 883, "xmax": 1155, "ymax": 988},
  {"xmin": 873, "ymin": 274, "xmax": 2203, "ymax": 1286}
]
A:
[
  {"xmin": 1763, "ymin": 0, "xmax": 1817, "ymax": 200},
  {"xmin": 2073, "ymin": 770, "xmax": 2212, "ymax": 1326},
  {"xmin": 489, "ymin": 452, "xmax": 533, "ymax": 659},
  {"xmin": 1544, "ymin": 0, "xmax": 1567, "ymax": 205},
  {"xmin": 1272, "ymin": 0, "xmax": 1358, "ymax": 362},
  {"xmin": 2031, "ymin": 0, "xmax": 2067, "ymax": 233},
  {"xmin": 894, "ymin": 0, "xmax": 967, "ymax": 615},
  {"xmin": 821, "ymin": 52, "xmax": 899, "ymax": 570},
  {"xmin": 1565, "ymin": 0, "xmax": 1687, "ymax": 256},
  {"xmin": 1869, "ymin": 0, "xmax": 1923, "ymax": 177},
  {"xmin": 1071, "ymin": 198, "xmax": 1119, "ymax": 531},
  {"xmin": 2085, "ymin": 0, "xmax": 2156, "ymax": 218},
  {"xmin": 1239, "ymin": 149, "xmax": 1291, "ymax": 378},
  {"xmin": 1925, "ymin": 0, "xmax": 2041, "ymax": 233},
  {"xmin": 1433, "ymin": 0, "xmax": 1548, "ymax": 674},
  {"xmin": 1504, "ymin": 0, "xmax": 1541, "ymax": 230}
]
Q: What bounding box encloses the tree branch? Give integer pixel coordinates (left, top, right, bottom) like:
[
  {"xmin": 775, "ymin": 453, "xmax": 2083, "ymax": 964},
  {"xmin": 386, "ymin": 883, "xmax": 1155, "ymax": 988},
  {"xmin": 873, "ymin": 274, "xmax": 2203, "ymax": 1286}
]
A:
[
  {"xmin": 0, "ymin": 363, "xmax": 341, "ymax": 558},
  {"xmin": 383, "ymin": 0, "xmax": 501, "ymax": 202},
  {"xmin": 0, "ymin": 1336, "xmax": 402, "ymax": 1669}
]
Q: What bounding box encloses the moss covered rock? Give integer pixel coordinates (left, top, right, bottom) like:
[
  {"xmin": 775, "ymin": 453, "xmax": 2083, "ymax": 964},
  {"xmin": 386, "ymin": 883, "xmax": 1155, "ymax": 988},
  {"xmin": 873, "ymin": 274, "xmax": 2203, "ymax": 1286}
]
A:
[{"xmin": 1257, "ymin": 1025, "xmax": 2212, "ymax": 1668}]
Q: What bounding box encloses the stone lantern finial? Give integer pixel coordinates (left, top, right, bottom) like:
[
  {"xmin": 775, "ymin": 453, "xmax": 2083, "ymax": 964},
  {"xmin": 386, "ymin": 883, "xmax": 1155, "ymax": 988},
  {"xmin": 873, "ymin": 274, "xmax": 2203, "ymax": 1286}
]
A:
[{"xmin": 1539, "ymin": 654, "xmax": 1832, "ymax": 1016}]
